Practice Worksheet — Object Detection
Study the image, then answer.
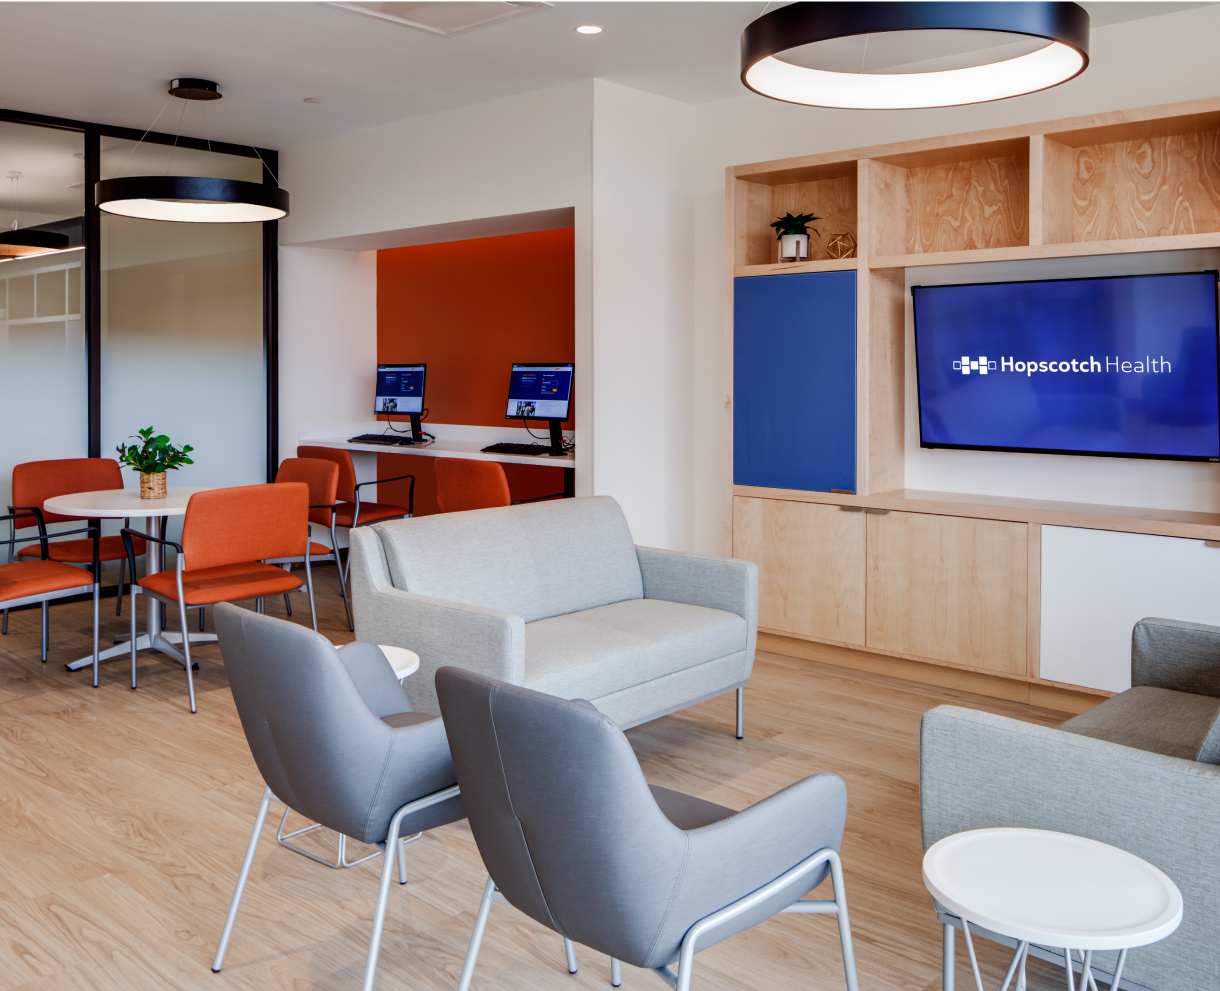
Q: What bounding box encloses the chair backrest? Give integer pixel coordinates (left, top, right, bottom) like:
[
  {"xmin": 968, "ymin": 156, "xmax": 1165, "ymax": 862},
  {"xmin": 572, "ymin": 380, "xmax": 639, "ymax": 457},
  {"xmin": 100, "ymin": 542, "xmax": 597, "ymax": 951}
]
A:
[
  {"xmin": 435, "ymin": 666, "xmax": 688, "ymax": 962},
  {"xmin": 297, "ymin": 446, "xmax": 357, "ymax": 502},
  {"xmin": 435, "ymin": 459, "xmax": 511, "ymax": 513},
  {"xmin": 276, "ymin": 457, "xmax": 340, "ymax": 527},
  {"xmin": 370, "ymin": 495, "xmax": 643, "ymax": 622},
  {"xmin": 1133, "ymin": 617, "xmax": 1220, "ymax": 698},
  {"xmin": 11, "ymin": 458, "xmax": 124, "ymax": 527},
  {"xmin": 181, "ymin": 483, "xmax": 308, "ymax": 571},
  {"xmin": 214, "ymin": 603, "xmax": 447, "ymax": 843}
]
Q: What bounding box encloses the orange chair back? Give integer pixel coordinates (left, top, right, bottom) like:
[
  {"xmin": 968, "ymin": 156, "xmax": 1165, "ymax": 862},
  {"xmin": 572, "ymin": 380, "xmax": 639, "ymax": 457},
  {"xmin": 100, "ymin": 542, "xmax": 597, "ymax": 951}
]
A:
[
  {"xmin": 297, "ymin": 446, "xmax": 357, "ymax": 503},
  {"xmin": 435, "ymin": 459, "xmax": 512, "ymax": 513},
  {"xmin": 181, "ymin": 483, "xmax": 308, "ymax": 571},
  {"xmin": 11, "ymin": 458, "xmax": 125, "ymax": 527},
  {"xmin": 275, "ymin": 458, "xmax": 340, "ymax": 526}
]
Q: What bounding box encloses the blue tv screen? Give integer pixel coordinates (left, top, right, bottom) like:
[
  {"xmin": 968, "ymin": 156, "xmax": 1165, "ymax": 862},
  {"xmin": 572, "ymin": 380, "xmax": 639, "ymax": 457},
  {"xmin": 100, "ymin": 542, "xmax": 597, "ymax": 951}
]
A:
[{"xmin": 912, "ymin": 272, "xmax": 1220, "ymax": 462}]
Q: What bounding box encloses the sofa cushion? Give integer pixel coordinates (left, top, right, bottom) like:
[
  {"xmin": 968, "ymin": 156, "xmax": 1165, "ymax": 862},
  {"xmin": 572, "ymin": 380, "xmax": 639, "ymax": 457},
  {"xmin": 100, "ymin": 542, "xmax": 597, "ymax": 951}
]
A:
[
  {"xmin": 525, "ymin": 598, "xmax": 747, "ymax": 701},
  {"xmin": 372, "ymin": 495, "xmax": 643, "ymax": 623},
  {"xmin": 1058, "ymin": 686, "xmax": 1220, "ymax": 763}
]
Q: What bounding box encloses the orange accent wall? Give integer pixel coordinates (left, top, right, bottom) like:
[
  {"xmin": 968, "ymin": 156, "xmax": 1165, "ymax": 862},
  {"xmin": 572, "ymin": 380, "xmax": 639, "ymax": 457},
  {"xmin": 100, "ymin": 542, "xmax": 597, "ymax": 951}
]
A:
[{"xmin": 376, "ymin": 228, "xmax": 575, "ymax": 515}]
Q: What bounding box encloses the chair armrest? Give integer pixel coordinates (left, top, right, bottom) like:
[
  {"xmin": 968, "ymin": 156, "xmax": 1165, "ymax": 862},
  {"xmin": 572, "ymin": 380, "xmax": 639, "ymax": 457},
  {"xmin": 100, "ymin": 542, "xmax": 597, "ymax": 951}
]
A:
[
  {"xmin": 920, "ymin": 704, "xmax": 1220, "ymax": 991},
  {"xmin": 1133, "ymin": 617, "xmax": 1220, "ymax": 697},
  {"xmin": 354, "ymin": 474, "xmax": 415, "ymax": 517},
  {"xmin": 121, "ymin": 528, "xmax": 182, "ymax": 580},
  {"xmin": 348, "ymin": 527, "xmax": 524, "ymax": 713}
]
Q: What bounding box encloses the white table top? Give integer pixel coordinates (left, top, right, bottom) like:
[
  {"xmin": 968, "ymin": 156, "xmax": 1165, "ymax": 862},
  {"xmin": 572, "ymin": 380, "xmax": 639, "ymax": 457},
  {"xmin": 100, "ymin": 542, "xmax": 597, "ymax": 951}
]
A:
[
  {"xmin": 43, "ymin": 487, "xmax": 204, "ymax": 519},
  {"xmin": 311, "ymin": 436, "xmax": 574, "ymax": 468},
  {"xmin": 923, "ymin": 828, "xmax": 1182, "ymax": 950}
]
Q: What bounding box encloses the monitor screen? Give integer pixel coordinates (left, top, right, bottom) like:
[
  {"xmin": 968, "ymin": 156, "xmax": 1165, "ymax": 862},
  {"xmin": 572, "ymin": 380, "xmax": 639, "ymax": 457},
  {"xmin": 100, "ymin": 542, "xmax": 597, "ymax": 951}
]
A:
[
  {"xmin": 912, "ymin": 272, "xmax": 1220, "ymax": 462},
  {"xmin": 505, "ymin": 363, "xmax": 573, "ymax": 420},
  {"xmin": 375, "ymin": 363, "xmax": 426, "ymax": 415}
]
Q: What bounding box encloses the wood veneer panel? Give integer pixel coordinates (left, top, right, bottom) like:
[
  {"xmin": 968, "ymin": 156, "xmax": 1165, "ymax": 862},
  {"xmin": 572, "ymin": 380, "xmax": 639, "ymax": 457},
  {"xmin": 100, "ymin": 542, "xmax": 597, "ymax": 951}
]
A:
[
  {"xmin": 733, "ymin": 496, "xmax": 866, "ymax": 645},
  {"xmin": 1071, "ymin": 130, "xmax": 1220, "ymax": 241},
  {"xmin": 866, "ymin": 267, "xmax": 905, "ymax": 495},
  {"xmin": 866, "ymin": 510, "xmax": 1027, "ymax": 675},
  {"xmin": 905, "ymin": 154, "xmax": 1029, "ymax": 253}
]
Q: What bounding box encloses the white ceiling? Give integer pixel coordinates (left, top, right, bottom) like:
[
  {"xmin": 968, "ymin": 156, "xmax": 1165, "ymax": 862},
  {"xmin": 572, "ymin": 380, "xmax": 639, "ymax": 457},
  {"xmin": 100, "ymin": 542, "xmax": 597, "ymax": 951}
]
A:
[{"xmin": 0, "ymin": 1, "xmax": 1210, "ymax": 154}]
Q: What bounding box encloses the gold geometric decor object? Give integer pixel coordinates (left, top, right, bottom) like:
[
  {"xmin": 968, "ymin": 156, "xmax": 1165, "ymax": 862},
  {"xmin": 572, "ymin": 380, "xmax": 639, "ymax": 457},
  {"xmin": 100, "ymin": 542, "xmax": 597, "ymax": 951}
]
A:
[{"xmin": 825, "ymin": 232, "xmax": 857, "ymax": 259}]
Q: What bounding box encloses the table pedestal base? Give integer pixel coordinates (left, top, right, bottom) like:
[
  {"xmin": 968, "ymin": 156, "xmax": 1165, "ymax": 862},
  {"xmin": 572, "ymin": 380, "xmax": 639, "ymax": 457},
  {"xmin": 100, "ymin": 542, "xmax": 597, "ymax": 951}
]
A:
[{"xmin": 65, "ymin": 631, "xmax": 217, "ymax": 671}]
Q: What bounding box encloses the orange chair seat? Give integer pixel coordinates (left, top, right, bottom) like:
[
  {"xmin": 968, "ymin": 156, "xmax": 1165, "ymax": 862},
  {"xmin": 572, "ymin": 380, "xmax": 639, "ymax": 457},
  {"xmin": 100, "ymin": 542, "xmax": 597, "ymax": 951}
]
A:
[
  {"xmin": 0, "ymin": 560, "xmax": 94, "ymax": 602},
  {"xmin": 17, "ymin": 534, "xmax": 145, "ymax": 563},
  {"xmin": 335, "ymin": 502, "xmax": 408, "ymax": 528},
  {"xmin": 140, "ymin": 561, "xmax": 303, "ymax": 607}
]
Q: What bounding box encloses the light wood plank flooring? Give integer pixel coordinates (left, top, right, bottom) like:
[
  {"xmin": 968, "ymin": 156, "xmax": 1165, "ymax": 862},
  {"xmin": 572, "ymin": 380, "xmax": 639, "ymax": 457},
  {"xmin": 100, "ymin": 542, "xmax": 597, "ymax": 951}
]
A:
[{"xmin": 0, "ymin": 565, "xmax": 1080, "ymax": 991}]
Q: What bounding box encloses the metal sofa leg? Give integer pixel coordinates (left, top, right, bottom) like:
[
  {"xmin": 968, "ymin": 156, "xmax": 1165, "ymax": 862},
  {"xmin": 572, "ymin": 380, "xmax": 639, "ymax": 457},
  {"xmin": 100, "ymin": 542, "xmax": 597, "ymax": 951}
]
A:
[
  {"xmin": 736, "ymin": 687, "xmax": 744, "ymax": 739},
  {"xmin": 213, "ymin": 787, "xmax": 273, "ymax": 972},
  {"xmin": 457, "ymin": 877, "xmax": 496, "ymax": 991},
  {"xmin": 565, "ymin": 938, "xmax": 578, "ymax": 974},
  {"xmin": 611, "ymin": 957, "xmax": 622, "ymax": 987}
]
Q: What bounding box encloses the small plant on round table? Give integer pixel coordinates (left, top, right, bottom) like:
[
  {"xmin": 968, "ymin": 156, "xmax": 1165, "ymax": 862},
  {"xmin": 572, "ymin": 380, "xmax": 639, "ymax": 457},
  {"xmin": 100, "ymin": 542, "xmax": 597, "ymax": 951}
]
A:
[
  {"xmin": 771, "ymin": 211, "xmax": 821, "ymax": 262},
  {"xmin": 116, "ymin": 427, "xmax": 195, "ymax": 499}
]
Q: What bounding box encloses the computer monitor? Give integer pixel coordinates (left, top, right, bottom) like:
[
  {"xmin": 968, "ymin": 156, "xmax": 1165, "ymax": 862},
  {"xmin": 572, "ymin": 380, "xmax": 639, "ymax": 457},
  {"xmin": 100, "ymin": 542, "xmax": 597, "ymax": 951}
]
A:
[
  {"xmin": 375, "ymin": 363, "xmax": 426, "ymax": 441},
  {"xmin": 505, "ymin": 362, "xmax": 573, "ymax": 455}
]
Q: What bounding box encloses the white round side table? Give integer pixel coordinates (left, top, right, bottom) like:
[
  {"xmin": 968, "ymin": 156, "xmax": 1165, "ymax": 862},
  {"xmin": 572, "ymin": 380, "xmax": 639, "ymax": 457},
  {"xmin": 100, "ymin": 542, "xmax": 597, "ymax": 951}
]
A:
[
  {"xmin": 376, "ymin": 644, "xmax": 420, "ymax": 683},
  {"xmin": 923, "ymin": 828, "xmax": 1182, "ymax": 991}
]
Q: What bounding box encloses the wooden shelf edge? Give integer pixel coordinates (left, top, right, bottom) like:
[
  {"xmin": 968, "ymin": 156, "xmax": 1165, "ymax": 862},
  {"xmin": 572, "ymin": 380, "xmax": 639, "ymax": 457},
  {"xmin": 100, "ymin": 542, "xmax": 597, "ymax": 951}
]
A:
[
  {"xmin": 733, "ymin": 485, "xmax": 1220, "ymax": 539},
  {"xmin": 734, "ymin": 258, "xmax": 858, "ymax": 278},
  {"xmin": 868, "ymin": 232, "xmax": 1220, "ymax": 270}
]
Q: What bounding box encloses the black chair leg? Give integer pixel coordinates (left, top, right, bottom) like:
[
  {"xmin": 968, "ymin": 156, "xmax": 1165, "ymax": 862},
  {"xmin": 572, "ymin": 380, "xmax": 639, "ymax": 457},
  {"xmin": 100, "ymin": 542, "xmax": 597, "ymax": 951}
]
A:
[
  {"xmin": 283, "ymin": 592, "xmax": 293, "ymax": 616},
  {"xmin": 116, "ymin": 557, "xmax": 126, "ymax": 616},
  {"xmin": 199, "ymin": 606, "xmax": 205, "ymax": 632}
]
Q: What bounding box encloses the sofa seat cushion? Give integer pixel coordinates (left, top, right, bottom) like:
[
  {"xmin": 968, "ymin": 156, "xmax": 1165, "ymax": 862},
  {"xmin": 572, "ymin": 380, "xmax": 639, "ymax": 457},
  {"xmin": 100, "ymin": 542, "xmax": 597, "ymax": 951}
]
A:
[
  {"xmin": 525, "ymin": 598, "xmax": 747, "ymax": 701},
  {"xmin": 1058, "ymin": 686, "xmax": 1220, "ymax": 763}
]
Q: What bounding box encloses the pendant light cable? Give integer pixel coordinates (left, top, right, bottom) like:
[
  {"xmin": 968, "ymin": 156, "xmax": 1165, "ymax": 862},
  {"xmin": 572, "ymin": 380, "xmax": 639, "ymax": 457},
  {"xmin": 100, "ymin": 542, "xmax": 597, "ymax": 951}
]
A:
[{"xmin": 112, "ymin": 95, "xmax": 176, "ymax": 180}]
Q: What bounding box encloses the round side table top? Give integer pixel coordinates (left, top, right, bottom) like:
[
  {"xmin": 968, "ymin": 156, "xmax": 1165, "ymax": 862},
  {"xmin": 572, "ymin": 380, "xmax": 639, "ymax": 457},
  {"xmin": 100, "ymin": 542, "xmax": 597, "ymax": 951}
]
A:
[
  {"xmin": 44, "ymin": 487, "xmax": 203, "ymax": 519},
  {"xmin": 923, "ymin": 828, "xmax": 1182, "ymax": 950},
  {"xmin": 377, "ymin": 645, "xmax": 420, "ymax": 681}
]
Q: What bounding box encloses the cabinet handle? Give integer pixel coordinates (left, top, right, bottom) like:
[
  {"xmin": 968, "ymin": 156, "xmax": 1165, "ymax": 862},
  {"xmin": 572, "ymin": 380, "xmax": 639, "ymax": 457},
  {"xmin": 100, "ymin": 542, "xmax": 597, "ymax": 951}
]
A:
[
  {"xmin": 863, "ymin": 507, "xmax": 890, "ymax": 515},
  {"xmin": 839, "ymin": 505, "xmax": 864, "ymax": 512}
]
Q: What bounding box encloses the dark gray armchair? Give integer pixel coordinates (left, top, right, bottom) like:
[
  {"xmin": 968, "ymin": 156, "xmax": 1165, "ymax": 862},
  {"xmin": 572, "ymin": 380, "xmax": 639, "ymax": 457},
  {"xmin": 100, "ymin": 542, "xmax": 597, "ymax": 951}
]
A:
[
  {"xmin": 210, "ymin": 603, "xmax": 465, "ymax": 991},
  {"xmin": 434, "ymin": 666, "xmax": 859, "ymax": 991}
]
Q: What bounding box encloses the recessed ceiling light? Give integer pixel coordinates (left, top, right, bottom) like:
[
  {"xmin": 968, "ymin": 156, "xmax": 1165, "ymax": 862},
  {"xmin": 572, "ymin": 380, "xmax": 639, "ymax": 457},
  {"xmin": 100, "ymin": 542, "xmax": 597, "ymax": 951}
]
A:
[
  {"xmin": 304, "ymin": 97, "xmax": 323, "ymax": 103},
  {"xmin": 575, "ymin": 24, "xmax": 602, "ymax": 35}
]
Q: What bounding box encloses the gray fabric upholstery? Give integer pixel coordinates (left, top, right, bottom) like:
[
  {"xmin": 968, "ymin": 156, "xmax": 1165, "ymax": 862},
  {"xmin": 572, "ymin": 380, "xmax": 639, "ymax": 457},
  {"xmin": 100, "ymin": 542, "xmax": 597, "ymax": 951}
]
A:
[
  {"xmin": 1060, "ymin": 686, "xmax": 1220, "ymax": 763},
  {"xmin": 348, "ymin": 496, "xmax": 760, "ymax": 729},
  {"xmin": 920, "ymin": 705, "xmax": 1220, "ymax": 991},
  {"xmin": 214, "ymin": 603, "xmax": 464, "ymax": 844},
  {"xmin": 1133, "ymin": 617, "xmax": 1220, "ymax": 698},
  {"xmin": 435, "ymin": 667, "xmax": 847, "ymax": 970},
  {"xmin": 525, "ymin": 598, "xmax": 747, "ymax": 700},
  {"xmin": 372, "ymin": 495, "xmax": 643, "ymax": 622}
]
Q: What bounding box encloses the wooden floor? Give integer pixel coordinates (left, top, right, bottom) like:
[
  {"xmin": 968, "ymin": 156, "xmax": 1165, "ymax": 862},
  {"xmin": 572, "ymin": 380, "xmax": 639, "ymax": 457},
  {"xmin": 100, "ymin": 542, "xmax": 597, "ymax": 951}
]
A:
[{"xmin": 0, "ymin": 565, "xmax": 1083, "ymax": 991}]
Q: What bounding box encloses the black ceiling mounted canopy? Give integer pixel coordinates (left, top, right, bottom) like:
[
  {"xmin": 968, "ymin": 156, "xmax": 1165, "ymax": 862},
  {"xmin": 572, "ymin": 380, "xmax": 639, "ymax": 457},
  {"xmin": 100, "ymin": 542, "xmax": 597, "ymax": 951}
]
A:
[
  {"xmin": 741, "ymin": 1, "xmax": 1090, "ymax": 110},
  {"xmin": 95, "ymin": 77, "xmax": 289, "ymax": 223}
]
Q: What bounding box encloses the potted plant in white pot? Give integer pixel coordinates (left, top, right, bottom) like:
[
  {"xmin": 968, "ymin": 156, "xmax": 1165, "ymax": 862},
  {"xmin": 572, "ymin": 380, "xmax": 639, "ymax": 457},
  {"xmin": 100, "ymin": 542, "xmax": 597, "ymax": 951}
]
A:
[
  {"xmin": 116, "ymin": 426, "xmax": 194, "ymax": 499},
  {"xmin": 771, "ymin": 211, "xmax": 821, "ymax": 262}
]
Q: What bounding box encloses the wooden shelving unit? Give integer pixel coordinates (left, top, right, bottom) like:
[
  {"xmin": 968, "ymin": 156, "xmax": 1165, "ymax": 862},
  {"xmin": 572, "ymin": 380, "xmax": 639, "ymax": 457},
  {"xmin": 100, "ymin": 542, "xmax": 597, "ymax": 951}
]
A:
[{"xmin": 726, "ymin": 97, "xmax": 1220, "ymax": 703}]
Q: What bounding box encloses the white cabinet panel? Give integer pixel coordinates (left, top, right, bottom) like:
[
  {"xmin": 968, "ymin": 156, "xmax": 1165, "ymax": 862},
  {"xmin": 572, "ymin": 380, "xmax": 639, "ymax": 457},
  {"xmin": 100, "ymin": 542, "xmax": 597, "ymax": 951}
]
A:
[{"xmin": 1040, "ymin": 525, "xmax": 1220, "ymax": 692}]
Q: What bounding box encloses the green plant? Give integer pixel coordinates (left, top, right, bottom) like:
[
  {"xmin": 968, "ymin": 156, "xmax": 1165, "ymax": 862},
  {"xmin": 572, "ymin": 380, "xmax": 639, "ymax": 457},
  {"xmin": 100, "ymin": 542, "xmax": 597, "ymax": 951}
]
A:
[
  {"xmin": 115, "ymin": 426, "xmax": 195, "ymax": 474},
  {"xmin": 771, "ymin": 211, "xmax": 821, "ymax": 239}
]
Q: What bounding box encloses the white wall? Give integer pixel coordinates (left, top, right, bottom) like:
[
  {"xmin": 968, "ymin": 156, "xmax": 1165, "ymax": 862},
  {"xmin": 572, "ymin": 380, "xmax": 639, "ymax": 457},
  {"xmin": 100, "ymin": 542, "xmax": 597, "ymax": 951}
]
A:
[{"xmin": 278, "ymin": 246, "xmax": 377, "ymax": 461}]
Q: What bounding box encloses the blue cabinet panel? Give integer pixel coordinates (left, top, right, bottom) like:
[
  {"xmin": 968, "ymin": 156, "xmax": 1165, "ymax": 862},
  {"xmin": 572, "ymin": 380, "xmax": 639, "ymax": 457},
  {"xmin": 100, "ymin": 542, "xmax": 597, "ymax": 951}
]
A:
[{"xmin": 734, "ymin": 271, "xmax": 856, "ymax": 492}]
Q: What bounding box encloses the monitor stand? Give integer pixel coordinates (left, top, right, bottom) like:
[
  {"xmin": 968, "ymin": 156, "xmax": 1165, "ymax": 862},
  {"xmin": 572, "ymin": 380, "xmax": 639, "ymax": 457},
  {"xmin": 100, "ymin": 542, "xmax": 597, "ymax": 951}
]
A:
[
  {"xmin": 547, "ymin": 419, "xmax": 566, "ymax": 457},
  {"xmin": 410, "ymin": 413, "xmax": 423, "ymax": 443}
]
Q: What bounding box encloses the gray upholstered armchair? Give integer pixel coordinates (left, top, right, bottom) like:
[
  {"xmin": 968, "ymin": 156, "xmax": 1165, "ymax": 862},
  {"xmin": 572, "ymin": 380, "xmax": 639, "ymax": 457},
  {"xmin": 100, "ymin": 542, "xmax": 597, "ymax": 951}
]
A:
[
  {"xmin": 435, "ymin": 666, "xmax": 859, "ymax": 991},
  {"xmin": 211, "ymin": 604, "xmax": 465, "ymax": 991},
  {"xmin": 920, "ymin": 617, "xmax": 1220, "ymax": 991}
]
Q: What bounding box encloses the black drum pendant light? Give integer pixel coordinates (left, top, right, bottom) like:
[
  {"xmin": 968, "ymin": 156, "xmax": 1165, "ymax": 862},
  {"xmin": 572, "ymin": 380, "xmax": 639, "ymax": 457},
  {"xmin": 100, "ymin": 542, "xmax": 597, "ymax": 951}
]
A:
[
  {"xmin": 95, "ymin": 78, "xmax": 289, "ymax": 223},
  {"xmin": 0, "ymin": 172, "xmax": 70, "ymax": 258},
  {"xmin": 741, "ymin": 2, "xmax": 1089, "ymax": 110}
]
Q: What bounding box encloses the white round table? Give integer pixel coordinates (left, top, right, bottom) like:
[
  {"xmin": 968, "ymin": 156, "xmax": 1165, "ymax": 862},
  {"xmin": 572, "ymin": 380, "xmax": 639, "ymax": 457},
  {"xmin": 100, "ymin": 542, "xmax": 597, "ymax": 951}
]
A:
[
  {"xmin": 43, "ymin": 487, "xmax": 207, "ymax": 672},
  {"xmin": 337, "ymin": 643, "xmax": 420, "ymax": 683},
  {"xmin": 924, "ymin": 829, "xmax": 1182, "ymax": 991}
]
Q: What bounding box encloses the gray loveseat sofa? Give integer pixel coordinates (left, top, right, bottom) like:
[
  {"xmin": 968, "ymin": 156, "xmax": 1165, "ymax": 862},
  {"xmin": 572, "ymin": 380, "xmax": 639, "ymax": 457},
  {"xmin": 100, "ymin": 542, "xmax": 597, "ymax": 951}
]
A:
[
  {"xmin": 348, "ymin": 495, "xmax": 758, "ymax": 733},
  {"xmin": 920, "ymin": 617, "xmax": 1220, "ymax": 991}
]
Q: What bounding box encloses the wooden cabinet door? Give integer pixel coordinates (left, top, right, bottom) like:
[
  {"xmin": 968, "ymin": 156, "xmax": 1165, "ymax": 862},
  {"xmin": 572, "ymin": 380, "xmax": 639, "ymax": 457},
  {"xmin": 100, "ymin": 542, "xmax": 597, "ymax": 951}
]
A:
[
  {"xmin": 866, "ymin": 511, "xmax": 1026, "ymax": 674},
  {"xmin": 733, "ymin": 496, "xmax": 866, "ymax": 645}
]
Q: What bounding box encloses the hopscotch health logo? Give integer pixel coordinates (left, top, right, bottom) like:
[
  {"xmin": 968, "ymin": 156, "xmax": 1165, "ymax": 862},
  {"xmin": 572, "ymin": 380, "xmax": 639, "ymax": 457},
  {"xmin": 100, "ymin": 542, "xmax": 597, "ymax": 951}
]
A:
[{"xmin": 953, "ymin": 356, "xmax": 1174, "ymax": 378}]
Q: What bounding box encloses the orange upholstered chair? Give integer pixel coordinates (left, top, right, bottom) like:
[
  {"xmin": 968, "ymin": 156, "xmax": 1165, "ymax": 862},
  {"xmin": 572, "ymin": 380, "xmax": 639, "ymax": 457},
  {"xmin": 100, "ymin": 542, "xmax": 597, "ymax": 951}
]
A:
[
  {"xmin": 269, "ymin": 457, "xmax": 352, "ymax": 630},
  {"xmin": 296, "ymin": 446, "xmax": 413, "ymax": 579},
  {"xmin": 7, "ymin": 458, "xmax": 147, "ymax": 625},
  {"xmin": 435, "ymin": 459, "xmax": 512, "ymax": 513},
  {"xmin": 0, "ymin": 509, "xmax": 100, "ymax": 682},
  {"xmin": 121, "ymin": 483, "xmax": 313, "ymax": 713}
]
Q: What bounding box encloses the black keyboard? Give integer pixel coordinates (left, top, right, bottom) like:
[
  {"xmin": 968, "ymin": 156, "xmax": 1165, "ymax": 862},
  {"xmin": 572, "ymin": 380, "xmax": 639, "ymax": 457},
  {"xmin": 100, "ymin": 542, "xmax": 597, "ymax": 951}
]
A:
[
  {"xmin": 481, "ymin": 442, "xmax": 552, "ymax": 456},
  {"xmin": 349, "ymin": 433, "xmax": 415, "ymax": 446}
]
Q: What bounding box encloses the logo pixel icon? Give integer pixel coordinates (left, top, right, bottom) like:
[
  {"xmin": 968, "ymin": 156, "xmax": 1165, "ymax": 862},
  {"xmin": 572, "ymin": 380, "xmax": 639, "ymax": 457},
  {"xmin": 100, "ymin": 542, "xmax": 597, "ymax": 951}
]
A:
[{"xmin": 952, "ymin": 356, "xmax": 997, "ymax": 375}]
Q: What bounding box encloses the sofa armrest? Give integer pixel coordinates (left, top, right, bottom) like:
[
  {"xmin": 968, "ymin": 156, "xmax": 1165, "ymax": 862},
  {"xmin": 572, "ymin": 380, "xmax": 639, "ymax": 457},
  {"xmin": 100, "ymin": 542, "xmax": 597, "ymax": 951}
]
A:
[
  {"xmin": 1133, "ymin": 617, "xmax": 1220, "ymax": 698},
  {"xmin": 636, "ymin": 545, "xmax": 759, "ymax": 680},
  {"xmin": 920, "ymin": 704, "xmax": 1220, "ymax": 991},
  {"xmin": 349, "ymin": 528, "xmax": 525, "ymax": 714}
]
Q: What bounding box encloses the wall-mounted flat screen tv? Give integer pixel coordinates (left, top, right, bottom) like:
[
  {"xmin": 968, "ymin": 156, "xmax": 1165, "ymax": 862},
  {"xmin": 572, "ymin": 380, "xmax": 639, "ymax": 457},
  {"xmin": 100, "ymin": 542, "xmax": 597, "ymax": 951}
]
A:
[{"xmin": 912, "ymin": 271, "xmax": 1220, "ymax": 462}]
